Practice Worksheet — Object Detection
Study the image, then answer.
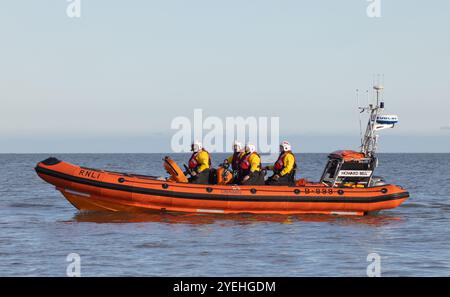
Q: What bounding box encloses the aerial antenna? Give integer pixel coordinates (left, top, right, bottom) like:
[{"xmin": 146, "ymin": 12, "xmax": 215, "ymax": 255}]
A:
[
  {"xmin": 356, "ymin": 89, "xmax": 363, "ymax": 147},
  {"xmin": 372, "ymin": 74, "xmax": 376, "ymax": 98},
  {"xmin": 366, "ymin": 89, "xmax": 370, "ymax": 106}
]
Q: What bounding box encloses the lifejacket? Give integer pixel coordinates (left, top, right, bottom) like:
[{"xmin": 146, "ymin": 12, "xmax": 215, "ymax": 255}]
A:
[
  {"xmin": 231, "ymin": 152, "xmax": 243, "ymax": 171},
  {"xmin": 273, "ymin": 151, "xmax": 297, "ymax": 174},
  {"xmin": 239, "ymin": 152, "xmax": 261, "ymax": 175},
  {"xmin": 188, "ymin": 149, "xmax": 211, "ymax": 171}
]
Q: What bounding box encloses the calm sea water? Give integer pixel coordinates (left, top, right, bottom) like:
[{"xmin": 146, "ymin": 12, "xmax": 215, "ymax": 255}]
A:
[{"xmin": 0, "ymin": 153, "xmax": 449, "ymax": 276}]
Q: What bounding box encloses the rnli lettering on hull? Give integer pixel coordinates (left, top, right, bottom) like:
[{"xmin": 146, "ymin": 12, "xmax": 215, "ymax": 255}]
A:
[
  {"xmin": 78, "ymin": 169, "xmax": 101, "ymax": 179},
  {"xmin": 338, "ymin": 170, "xmax": 372, "ymax": 177},
  {"xmin": 220, "ymin": 185, "xmax": 241, "ymax": 194}
]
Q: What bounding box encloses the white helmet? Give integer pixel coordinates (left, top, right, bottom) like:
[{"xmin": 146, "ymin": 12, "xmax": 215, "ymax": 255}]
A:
[
  {"xmin": 280, "ymin": 140, "xmax": 292, "ymax": 152},
  {"xmin": 245, "ymin": 143, "xmax": 256, "ymax": 154},
  {"xmin": 191, "ymin": 140, "xmax": 203, "ymax": 153},
  {"xmin": 233, "ymin": 140, "xmax": 243, "ymax": 152}
]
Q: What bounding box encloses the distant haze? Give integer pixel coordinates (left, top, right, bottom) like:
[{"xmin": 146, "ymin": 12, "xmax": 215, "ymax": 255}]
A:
[{"xmin": 1, "ymin": 1, "xmax": 449, "ymax": 153}]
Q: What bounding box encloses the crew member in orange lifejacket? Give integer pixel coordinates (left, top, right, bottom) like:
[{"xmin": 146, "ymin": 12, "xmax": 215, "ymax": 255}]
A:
[
  {"xmin": 265, "ymin": 141, "xmax": 297, "ymax": 186},
  {"xmin": 238, "ymin": 143, "xmax": 265, "ymax": 185},
  {"xmin": 186, "ymin": 140, "xmax": 212, "ymax": 184},
  {"xmin": 222, "ymin": 140, "xmax": 245, "ymax": 182}
]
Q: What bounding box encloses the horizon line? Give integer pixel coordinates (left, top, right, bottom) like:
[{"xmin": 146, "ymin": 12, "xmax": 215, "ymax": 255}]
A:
[{"xmin": 2, "ymin": 152, "xmax": 450, "ymax": 154}]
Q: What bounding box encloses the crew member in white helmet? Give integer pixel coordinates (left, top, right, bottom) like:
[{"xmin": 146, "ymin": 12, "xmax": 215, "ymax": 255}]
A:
[
  {"xmin": 265, "ymin": 141, "xmax": 297, "ymax": 186},
  {"xmin": 238, "ymin": 143, "xmax": 265, "ymax": 185},
  {"xmin": 186, "ymin": 140, "xmax": 211, "ymax": 184}
]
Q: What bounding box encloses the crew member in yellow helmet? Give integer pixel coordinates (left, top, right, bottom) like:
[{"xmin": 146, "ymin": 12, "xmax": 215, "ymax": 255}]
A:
[
  {"xmin": 238, "ymin": 143, "xmax": 265, "ymax": 185},
  {"xmin": 187, "ymin": 140, "xmax": 211, "ymax": 184},
  {"xmin": 265, "ymin": 141, "xmax": 297, "ymax": 186}
]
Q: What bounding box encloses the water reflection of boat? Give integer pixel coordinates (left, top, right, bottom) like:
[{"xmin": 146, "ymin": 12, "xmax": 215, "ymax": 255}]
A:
[{"xmin": 70, "ymin": 211, "xmax": 403, "ymax": 227}]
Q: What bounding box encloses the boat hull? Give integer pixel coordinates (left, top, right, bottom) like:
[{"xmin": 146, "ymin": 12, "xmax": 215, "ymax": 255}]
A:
[{"xmin": 35, "ymin": 158, "xmax": 409, "ymax": 216}]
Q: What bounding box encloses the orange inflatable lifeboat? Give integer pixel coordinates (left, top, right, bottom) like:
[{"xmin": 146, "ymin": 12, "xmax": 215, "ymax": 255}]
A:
[{"xmin": 35, "ymin": 153, "xmax": 408, "ymax": 216}]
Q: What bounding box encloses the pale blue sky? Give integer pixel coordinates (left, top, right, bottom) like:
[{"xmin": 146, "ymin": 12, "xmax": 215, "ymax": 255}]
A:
[{"xmin": 0, "ymin": 1, "xmax": 449, "ymax": 152}]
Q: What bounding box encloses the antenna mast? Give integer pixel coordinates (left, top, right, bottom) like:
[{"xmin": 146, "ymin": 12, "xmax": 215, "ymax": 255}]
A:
[
  {"xmin": 358, "ymin": 76, "xmax": 398, "ymax": 157},
  {"xmin": 361, "ymin": 84, "xmax": 384, "ymax": 156}
]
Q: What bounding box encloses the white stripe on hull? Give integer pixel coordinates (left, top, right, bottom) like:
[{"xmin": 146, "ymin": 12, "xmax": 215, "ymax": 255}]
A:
[
  {"xmin": 196, "ymin": 209, "xmax": 225, "ymax": 214},
  {"xmin": 64, "ymin": 189, "xmax": 91, "ymax": 197},
  {"xmin": 330, "ymin": 211, "xmax": 360, "ymax": 216}
]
